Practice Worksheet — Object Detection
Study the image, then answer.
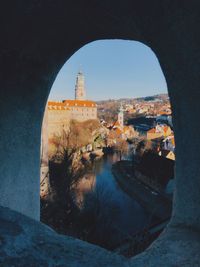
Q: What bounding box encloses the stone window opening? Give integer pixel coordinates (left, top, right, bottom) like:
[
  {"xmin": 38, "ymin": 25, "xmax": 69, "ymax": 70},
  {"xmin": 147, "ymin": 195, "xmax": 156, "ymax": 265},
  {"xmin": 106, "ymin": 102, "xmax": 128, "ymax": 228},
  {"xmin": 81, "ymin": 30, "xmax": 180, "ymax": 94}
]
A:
[
  {"xmin": 39, "ymin": 39, "xmax": 177, "ymax": 263},
  {"xmin": 1, "ymin": 3, "xmax": 199, "ymax": 266}
]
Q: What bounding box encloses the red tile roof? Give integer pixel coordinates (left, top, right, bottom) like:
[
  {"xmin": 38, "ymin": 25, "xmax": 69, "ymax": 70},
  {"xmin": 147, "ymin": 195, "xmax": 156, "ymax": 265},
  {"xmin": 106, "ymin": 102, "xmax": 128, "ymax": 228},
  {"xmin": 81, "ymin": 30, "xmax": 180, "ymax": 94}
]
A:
[
  {"xmin": 148, "ymin": 128, "xmax": 156, "ymax": 133},
  {"xmin": 112, "ymin": 120, "xmax": 121, "ymax": 128},
  {"xmin": 163, "ymin": 126, "xmax": 170, "ymax": 133},
  {"xmin": 48, "ymin": 100, "xmax": 97, "ymax": 110},
  {"xmin": 62, "ymin": 100, "xmax": 97, "ymax": 107}
]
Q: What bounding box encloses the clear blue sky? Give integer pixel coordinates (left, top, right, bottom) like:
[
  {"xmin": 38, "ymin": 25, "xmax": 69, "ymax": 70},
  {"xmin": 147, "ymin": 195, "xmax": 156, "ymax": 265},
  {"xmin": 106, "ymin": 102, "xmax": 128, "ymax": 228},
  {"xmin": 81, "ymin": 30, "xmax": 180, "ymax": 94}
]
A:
[{"xmin": 49, "ymin": 40, "xmax": 168, "ymax": 101}]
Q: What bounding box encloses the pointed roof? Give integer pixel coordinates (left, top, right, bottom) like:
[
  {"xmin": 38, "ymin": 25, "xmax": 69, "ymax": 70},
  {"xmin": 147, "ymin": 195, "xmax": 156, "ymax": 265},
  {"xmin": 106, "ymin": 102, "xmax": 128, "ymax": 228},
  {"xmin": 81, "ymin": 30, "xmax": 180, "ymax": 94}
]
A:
[
  {"xmin": 112, "ymin": 120, "xmax": 121, "ymax": 128},
  {"xmin": 148, "ymin": 128, "xmax": 156, "ymax": 133}
]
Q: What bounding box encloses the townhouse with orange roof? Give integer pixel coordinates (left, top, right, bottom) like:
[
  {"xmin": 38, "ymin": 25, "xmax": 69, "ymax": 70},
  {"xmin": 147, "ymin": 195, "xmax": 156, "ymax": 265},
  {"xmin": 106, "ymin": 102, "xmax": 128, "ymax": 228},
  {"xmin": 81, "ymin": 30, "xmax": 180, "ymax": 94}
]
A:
[{"xmin": 147, "ymin": 124, "xmax": 172, "ymax": 140}]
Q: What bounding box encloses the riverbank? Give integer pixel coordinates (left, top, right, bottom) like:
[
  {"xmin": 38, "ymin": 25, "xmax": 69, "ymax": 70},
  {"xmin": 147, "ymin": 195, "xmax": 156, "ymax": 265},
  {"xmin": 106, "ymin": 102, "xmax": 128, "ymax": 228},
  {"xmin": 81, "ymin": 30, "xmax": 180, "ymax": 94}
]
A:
[
  {"xmin": 112, "ymin": 160, "xmax": 172, "ymax": 221},
  {"xmin": 41, "ymin": 153, "xmax": 150, "ymax": 252}
]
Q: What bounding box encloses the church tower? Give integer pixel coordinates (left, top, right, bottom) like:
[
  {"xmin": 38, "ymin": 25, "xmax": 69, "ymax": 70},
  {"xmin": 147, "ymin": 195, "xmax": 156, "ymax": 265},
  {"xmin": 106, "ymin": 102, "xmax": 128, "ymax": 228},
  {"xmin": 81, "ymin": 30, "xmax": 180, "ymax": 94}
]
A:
[
  {"xmin": 75, "ymin": 71, "xmax": 86, "ymax": 100},
  {"xmin": 118, "ymin": 103, "xmax": 124, "ymax": 128}
]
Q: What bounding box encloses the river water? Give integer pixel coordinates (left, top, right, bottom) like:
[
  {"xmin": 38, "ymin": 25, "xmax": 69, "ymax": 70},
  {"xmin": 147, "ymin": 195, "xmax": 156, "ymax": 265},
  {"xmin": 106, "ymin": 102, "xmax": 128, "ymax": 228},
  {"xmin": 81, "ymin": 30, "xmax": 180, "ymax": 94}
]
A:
[{"xmin": 72, "ymin": 152, "xmax": 151, "ymax": 249}]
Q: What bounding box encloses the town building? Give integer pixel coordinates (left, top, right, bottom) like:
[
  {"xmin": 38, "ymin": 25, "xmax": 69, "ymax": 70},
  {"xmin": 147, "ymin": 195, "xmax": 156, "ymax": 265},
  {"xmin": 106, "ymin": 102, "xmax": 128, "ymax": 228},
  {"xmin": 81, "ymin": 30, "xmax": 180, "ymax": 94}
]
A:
[
  {"xmin": 46, "ymin": 71, "xmax": 97, "ymax": 137},
  {"xmin": 41, "ymin": 71, "xmax": 98, "ymax": 194},
  {"xmin": 106, "ymin": 104, "xmax": 138, "ymax": 146},
  {"xmin": 147, "ymin": 124, "xmax": 172, "ymax": 140},
  {"xmin": 159, "ymin": 150, "xmax": 175, "ymax": 161}
]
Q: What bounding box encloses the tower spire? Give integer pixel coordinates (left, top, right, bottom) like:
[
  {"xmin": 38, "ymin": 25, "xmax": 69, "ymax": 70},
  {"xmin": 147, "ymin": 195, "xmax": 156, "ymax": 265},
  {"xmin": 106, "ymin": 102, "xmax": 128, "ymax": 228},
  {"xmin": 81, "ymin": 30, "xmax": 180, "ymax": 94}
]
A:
[
  {"xmin": 118, "ymin": 103, "xmax": 124, "ymax": 128},
  {"xmin": 75, "ymin": 70, "xmax": 86, "ymax": 100}
]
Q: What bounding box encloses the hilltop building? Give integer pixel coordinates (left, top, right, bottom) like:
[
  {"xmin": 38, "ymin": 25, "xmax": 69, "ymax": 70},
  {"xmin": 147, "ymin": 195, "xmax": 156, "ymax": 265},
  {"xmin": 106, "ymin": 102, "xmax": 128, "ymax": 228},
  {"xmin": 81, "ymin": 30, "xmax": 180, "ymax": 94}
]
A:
[
  {"xmin": 46, "ymin": 71, "xmax": 97, "ymax": 137},
  {"xmin": 41, "ymin": 71, "xmax": 97, "ymax": 167},
  {"xmin": 41, "ymin": 71, "xmax": 98, "ymax": 193}
]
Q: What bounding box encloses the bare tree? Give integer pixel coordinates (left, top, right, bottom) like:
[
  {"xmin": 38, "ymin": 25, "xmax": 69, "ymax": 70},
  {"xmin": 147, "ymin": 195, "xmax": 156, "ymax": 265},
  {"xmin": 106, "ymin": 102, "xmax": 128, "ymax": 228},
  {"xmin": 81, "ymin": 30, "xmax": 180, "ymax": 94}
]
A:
[{"xmin": 114, "ymin": 139, "xmax": 129, "ymax": 160}]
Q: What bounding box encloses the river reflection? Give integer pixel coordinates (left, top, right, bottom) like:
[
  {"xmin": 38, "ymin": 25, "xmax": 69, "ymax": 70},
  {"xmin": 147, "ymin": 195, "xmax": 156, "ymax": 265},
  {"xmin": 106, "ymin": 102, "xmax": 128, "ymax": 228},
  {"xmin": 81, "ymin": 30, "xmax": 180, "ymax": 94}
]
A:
[{"xmin": 72, "ymin": 153, "xmax": 151, "ymax": 249}]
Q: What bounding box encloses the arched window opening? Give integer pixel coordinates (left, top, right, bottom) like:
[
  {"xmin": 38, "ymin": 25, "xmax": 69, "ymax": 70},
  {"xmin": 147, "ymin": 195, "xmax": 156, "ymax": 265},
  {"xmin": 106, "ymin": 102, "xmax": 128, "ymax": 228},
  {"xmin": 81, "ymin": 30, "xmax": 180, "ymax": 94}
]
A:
[{"xmin": 40, "ymin": 40, "xmax": 174, "ymax": 257}]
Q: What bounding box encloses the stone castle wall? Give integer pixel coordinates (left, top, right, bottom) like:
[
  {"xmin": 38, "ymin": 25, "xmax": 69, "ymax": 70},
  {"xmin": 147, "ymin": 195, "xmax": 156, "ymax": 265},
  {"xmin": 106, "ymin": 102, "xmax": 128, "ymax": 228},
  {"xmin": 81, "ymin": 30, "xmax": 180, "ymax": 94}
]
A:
[
  {"xmin": 48, "ymin": 109, "xmax": 71, "ymax": 137},
  {"xmin": 70, "ymin": 106, "xmax": 97, "ymax": 121}
]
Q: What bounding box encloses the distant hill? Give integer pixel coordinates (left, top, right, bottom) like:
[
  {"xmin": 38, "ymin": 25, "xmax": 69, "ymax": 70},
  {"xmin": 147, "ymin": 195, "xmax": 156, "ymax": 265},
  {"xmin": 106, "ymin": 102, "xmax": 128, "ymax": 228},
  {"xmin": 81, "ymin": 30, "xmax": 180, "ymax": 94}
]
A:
[
  {"xmin": 96, "ymin": 94, "xmax": 168, "ymax": 104},
  {"xmin": 136, "ymin": 93, "xmax": 169, "ymax": 102}
]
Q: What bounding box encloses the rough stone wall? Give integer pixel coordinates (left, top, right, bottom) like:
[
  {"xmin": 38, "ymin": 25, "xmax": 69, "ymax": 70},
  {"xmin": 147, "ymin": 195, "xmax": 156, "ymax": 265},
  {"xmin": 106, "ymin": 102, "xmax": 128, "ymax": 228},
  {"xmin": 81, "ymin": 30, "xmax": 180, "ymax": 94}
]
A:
[
  {"xmin": 0, "ymin": 1, "xmax": 200, "ymax": 265},
  {"xmin": 41, "ymin": 105, "xmax": 49, "ymax": 167},
  {"xmin": 48, "ymin": 109, "xmax": 71, "ymax": 137}
]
